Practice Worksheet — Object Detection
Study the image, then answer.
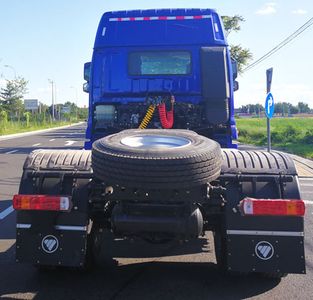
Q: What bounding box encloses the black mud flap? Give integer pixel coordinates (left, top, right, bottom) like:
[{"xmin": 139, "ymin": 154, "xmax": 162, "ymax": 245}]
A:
[
  {"xmin": 220, "ymin": 149, "xmax": 306, "ymax": 275},
  {"xmin": 16, "ymin": 221, "xmax": 88, "ymax": 267},
  {"xmin": 15, "ymin": 150, "xmax": 93, "ymax": 267},
  {"xmin": 226, "ymin": 232, "xmax": 305, "ymax": 274}
]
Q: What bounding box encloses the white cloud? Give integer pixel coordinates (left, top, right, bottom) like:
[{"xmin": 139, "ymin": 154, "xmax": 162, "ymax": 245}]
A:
[
  {"xmin": 256, "ymin": 2, "xmax": 277, "ymax": 15},
  {"xmin": 292, "ymin": 9, "xmax": 307, "ymax": 15}
]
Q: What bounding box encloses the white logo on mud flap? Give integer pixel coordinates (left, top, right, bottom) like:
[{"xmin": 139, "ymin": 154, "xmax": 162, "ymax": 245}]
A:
[
  {"xmin": 255, "ymin": 241, "xmax": 274, "ymax": 260},
  {"xmin": 41, "ymin": 235, "xmax": 59, "ymax": 253}
]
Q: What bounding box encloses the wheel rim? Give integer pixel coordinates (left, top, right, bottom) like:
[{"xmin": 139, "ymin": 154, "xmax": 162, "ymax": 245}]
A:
[{"xmin": 120, "ymin": 135, "xmax": 191, "ymax": 149}]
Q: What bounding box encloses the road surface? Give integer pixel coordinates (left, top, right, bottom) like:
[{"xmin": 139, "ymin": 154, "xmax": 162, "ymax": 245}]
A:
[{"xmin": 0, "ymin": 124, "xmax": 312, "ymax": 300}]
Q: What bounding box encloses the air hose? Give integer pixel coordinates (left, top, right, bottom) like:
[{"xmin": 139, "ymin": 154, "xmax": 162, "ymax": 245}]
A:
[
  {"xmin": 139, "ymin": 104, "xmax": 156, "ymax": 129},
  {"xmin": 158, "ymin": 96, "xmax": 175, "ymax": 129}
]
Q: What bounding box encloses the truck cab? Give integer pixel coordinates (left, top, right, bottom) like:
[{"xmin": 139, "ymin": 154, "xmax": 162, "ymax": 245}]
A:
[{"xmin": 83, "ymin": 9, "xmax": 238, "ymax": 149}]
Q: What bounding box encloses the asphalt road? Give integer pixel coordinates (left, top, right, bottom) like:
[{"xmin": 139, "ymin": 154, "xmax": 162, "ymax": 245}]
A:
[{"xmin": 0, "ymin": 124, "xmax": 313, "ymax": 300}]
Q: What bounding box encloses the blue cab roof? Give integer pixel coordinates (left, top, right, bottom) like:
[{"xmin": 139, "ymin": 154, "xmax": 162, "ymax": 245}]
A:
[{"xmin": 94, "ymin": 9, "xmax": 227, "ymax": 48}]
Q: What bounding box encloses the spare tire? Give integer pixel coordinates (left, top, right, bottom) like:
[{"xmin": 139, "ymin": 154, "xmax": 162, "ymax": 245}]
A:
[{"xmin": 92, "ymin": 129, "xmax": 222, "ymax": 189}]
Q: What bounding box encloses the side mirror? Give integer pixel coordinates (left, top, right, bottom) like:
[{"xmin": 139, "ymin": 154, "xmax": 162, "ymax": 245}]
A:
[
  {"xmin": 83, "ymin": 82, "xmax": 89, "ymax": 93},
  {"xmin": 84, "ymin": 62, "xmax": 91, "ymax": 82},
  {"xmin": 231, "ymin": 59, "xmax": 238, "ymax": 80}
]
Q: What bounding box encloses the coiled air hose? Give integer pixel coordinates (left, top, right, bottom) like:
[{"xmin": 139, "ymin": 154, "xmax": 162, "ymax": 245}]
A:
[
  {"xmin": 139, "ymin": 104, "xmax": 156, "ymax": 129},
  {"xmin": 158, "ymin": 96, "xmax": 174, "ymax": 129}
]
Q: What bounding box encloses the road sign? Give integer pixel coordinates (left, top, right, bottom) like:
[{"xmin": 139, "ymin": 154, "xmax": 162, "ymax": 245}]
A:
[
  {"xmin": 265, "ymin": 92, "xmax": 274, "ymax": 119},
  {"xmin": 61, "ymin": 106, "xmax": 71, "ymax": 113},
  {"xmin": 24, "ymin": 99, "xmax": 38, "ymax": 110}
]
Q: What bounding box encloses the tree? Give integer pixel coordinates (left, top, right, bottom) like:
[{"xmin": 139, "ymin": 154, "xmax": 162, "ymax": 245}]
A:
[
  {"xmin": 298, "ymin": 102, "xmax": 310, "ymax": 113},
  {"xmin": 0, "ymin": 76, "xmax": 28, "ymax": 119},
  {"xmin": 222, "ymin": 16, "xmax": 253, "ymax": 73},
  {"xmin": 222, "ymin": 15, "xmax": 245, "ymax": 37}
]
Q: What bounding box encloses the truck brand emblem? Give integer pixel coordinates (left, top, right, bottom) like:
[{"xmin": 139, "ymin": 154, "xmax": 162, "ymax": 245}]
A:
[
  {"xmin": 255, "ymin": 241, "xmax": 274, "ymax": 260},
  {"xmin": 41, "ymin": 235, "xmax": 59, "ymax": 253}
]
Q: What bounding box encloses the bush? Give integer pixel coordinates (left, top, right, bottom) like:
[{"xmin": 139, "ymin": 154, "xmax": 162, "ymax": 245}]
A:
[
  {"xmin": 282, "ymin": 125, "xmax": 299, "ymax": 142},
  {"xmin": 251, "ymin": 131, "xmax": 267, "ymax": 145},
  {"xmin": 271, "ymin": 131, "xmax": 285, "ymax": 143},
  {"xmin": 303, "ymin": 129, "xmax": 313, "ymax": 144}
]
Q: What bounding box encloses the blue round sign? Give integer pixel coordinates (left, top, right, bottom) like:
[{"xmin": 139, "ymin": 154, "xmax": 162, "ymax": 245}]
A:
[{"xmin": 265, "ymin": 92, "xmax": 274, "ymax": 119}]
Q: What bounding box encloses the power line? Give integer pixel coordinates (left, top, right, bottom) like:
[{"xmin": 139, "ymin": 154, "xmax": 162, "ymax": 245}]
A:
[{"xmin": 243, "ymin": 17, "xmax": 313, "ymax": 72}]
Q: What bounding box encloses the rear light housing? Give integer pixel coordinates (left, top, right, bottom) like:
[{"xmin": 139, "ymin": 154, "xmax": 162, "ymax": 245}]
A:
[
  {"xmin": 239, "ymin": 198, "xmax": 305, "ymax": 217},
  {"xmin": 13, "ymin": 194, "xmax": 72, "ymax": 212}
]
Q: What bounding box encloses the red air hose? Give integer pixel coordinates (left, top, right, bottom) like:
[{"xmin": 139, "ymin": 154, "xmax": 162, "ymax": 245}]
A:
[{"xmin": 158, "ymin": 96, "xmax": 175, "ymax": 129}]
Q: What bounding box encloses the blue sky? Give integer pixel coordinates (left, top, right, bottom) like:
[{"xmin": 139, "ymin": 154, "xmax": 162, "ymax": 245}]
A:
[{"xmin": 0, "ymin": 0, "xmax": 312, "ymax": 108}]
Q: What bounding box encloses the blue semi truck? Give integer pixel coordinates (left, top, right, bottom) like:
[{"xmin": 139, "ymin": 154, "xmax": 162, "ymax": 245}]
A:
[
  {"xmin": 83, "ymin": 9, "xmax": 238, "ymax": 149},
  {"xmin": 13, "ymin": 9, "xmax": 305, "ymax": 278}
]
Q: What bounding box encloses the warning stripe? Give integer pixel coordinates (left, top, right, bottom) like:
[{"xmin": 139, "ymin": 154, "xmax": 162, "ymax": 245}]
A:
[{"xmin": 109, "ymin": 15, "xmax": 211, "ymax": 22}]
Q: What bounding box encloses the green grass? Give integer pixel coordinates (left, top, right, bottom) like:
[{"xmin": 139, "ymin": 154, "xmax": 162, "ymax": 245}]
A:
[
  {"xmin": 0, "ymin": 120, "xmax": 76, "ymax": 136},
  {"xmin": 236, "ymin": 117, "xmax": 313, "ymax": 159}
]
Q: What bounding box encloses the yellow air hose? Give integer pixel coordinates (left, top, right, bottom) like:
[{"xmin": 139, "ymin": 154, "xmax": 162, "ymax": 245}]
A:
[{"xmin": 139, "ymin": 104, "xmax": 156, "ymax": 129}]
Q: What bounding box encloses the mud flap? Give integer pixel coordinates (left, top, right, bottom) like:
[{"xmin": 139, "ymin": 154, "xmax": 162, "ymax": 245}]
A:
[
  {"xmin": 16, "ymin": 221, "xmax": 88, "ymax": 267},
  {"xmin": 226, "ymin": 232, "xmax": 305, "ymax": 274}
]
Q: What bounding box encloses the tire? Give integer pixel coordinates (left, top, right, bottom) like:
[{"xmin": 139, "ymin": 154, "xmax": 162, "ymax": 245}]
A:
[{"xmin": 92, "ymin": 129, "xmax": 222, "ymax": 189}]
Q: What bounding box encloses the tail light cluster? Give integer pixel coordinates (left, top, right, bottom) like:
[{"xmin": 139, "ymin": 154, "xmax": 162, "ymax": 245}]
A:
[
  {"xmin": 13, "ymin": 195, "xmax": 72, "ymax": 212},
  {"xmin": 240, "ymin": 198, "xmax": 305, "ymax": 217}
]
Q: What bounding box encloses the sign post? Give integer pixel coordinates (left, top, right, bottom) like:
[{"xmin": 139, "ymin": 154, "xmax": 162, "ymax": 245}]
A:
[{"xmin": 265, "ymin": 68, "xmax": 274, "ymax": 152}]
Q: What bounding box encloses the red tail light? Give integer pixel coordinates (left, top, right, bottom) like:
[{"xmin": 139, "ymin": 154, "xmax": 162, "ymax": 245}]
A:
[
  {"xmin": 13, "ymin": 195, "xmax": 72, "ymax": 212},
  {"xmin": 239, "ymin": 198, "xmax": 305, "ymax": 217}
]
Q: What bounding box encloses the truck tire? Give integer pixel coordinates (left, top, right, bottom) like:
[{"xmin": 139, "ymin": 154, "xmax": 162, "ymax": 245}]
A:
[{"xmin": 92, "ymin": 129, "xmax": 222, "ymax": 189}]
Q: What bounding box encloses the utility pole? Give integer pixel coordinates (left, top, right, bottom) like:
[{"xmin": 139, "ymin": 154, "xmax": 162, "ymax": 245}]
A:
[{"xmin": 48, "ymin": 79, "xmax": 55, "ymax": 120}]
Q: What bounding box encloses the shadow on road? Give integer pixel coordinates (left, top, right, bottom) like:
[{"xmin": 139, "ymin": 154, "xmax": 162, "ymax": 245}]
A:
[
  {"xmin": 0, "ymin": 236, "xmax": 280, "ymax": 300},
  {"xmin": 110, "ymin": 237, "xmax": 210, "ymax": 258},
  {"xmin": 0, "ymin": 260, "xmax": 280, "ymax": 300}
]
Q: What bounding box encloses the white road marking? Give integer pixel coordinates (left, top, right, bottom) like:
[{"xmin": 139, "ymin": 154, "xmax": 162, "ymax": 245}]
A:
[
  {"xmin": 0, "ymin": 205, "xmax": 14, "ymax": 220},
  {"xmin": 32, "ymin": 143, "xmax": 41, "ymax": 147},
  {"xmin": 65, "ymin": 140, "xmax": 77, "ymax": 146},
  {"xmin": 5, "ymin": 150, "xmax": 18, "ymax": 154},
  {"xmin": 49, "ymin": 139, "xmax": 55, "ymax": 142}
]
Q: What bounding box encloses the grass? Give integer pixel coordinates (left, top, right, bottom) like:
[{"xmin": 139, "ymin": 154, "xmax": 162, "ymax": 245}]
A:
[
  {"xmin": 0, "ymin": 120, "xmax": 77, "ymax": 136},
  {"xmin": 236, "ymin": 117, "xmax": 313, "ymax": 159}
]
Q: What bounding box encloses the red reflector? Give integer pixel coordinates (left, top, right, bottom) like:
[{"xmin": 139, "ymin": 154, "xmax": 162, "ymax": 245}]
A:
[
  {"xmin": 239, "ymin": 198, "xmax": 305, "ymax": 216},
  {"xmin": 13, "ymin": 195, "xmax": 72, "ymax": 212}
]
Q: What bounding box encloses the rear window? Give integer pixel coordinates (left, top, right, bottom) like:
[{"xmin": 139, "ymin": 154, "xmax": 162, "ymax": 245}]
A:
[{"xmin": 129, "ymin": 51, "xmax": 191, "ymax": 75}]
